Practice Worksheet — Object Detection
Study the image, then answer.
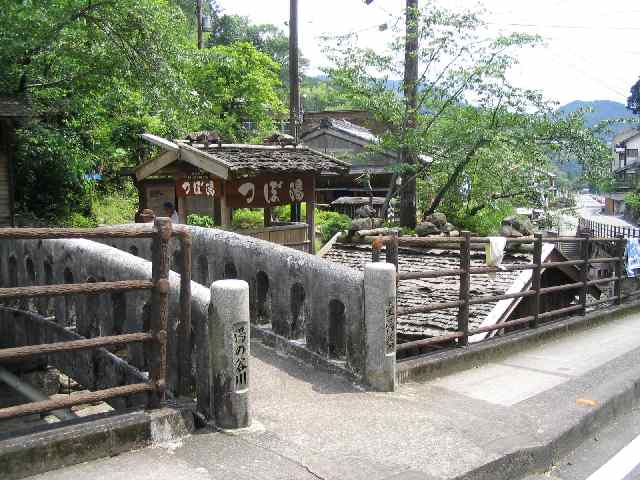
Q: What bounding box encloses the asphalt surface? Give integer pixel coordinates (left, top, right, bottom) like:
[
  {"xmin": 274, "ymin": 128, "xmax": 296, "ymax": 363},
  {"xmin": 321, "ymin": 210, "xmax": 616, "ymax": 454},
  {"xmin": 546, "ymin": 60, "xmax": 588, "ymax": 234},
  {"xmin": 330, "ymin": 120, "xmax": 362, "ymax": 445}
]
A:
[{"xmin": 524, "ymin": 405, "xmax": 640, "ymax": 480}]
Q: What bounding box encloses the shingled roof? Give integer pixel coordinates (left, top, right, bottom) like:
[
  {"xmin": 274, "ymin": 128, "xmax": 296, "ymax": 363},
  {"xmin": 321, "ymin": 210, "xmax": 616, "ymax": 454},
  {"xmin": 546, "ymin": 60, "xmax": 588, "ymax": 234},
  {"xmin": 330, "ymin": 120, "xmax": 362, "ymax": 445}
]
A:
[
  {"xmin": 138, "ymin": 133, "xmax": 350, "ymax": 181},
  {"xmin": 324, "ymin": 244, "xmax": 528, "ymax": 338}
]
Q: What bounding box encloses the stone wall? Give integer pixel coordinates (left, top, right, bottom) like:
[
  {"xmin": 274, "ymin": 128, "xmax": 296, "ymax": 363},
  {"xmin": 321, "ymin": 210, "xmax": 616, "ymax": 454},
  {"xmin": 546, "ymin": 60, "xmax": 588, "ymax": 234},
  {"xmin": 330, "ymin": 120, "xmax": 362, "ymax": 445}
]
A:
[{"xmin": 0, "ymin": 225, "xmax": 365, "ymax": 417}]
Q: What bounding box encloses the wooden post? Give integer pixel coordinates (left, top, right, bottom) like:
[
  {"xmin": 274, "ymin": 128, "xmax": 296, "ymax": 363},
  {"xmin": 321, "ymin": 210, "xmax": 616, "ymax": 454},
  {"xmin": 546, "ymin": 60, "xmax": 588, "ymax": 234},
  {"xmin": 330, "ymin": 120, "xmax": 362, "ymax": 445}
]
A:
[
  {"xmin": 264, "ymin": 207, "xmax": 272, "ymax": 227},
  {"xmin": 306, "ymin": 176, "xmax": 315, "ymax": 254},
  {"xmin": 531, "ymin": 233, "xmax": 543, "ymax": 328},
  {"xmin": 149, "ymin": 217, "xmax": 171, "ymax": 408},
  {"xmin": 457, "ymin": 231, "xmax": 471, "ymax": 346},
  {"xmin": 579, "ymin": 233, "xmax": 590, "ymax": 315},
  {"xmin": 385, "ymin": 230, "xmax": 399, "ymax": 272},
  {"xmin": 615, "ymin": 235, "xmax": 625, "ymax": 305},
  {"xmin": 178, "ymin": 230, "xmax": 192, "ymax": 397},
  {"xmin": 220, "ymin": 185, "xmax": 232, "ymax": 227}
]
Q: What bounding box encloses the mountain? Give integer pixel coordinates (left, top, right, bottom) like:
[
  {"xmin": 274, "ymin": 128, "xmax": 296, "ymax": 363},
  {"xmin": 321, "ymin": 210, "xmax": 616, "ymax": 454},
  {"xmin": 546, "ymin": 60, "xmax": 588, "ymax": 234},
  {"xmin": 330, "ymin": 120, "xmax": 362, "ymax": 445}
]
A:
[
  {"xmin": 555, "ymin": 100, "xmax": 638, "ymax": 179},
  {"xmin": 558, "ymin": 100, "xmax": 636, "ymax": 135}
]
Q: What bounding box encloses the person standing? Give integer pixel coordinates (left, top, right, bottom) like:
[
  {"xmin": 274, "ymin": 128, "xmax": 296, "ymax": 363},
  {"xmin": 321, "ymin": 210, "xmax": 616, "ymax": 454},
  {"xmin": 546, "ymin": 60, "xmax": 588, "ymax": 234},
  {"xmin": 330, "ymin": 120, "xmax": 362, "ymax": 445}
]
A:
[{"xmin": 163, "ymin": 202, "xmax": 180, "ymax": 224}]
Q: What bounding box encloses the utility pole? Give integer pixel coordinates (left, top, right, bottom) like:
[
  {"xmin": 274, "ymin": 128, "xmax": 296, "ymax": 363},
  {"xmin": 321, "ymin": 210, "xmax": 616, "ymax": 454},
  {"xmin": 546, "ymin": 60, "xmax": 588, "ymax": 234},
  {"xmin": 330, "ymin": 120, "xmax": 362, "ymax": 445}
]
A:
[
  {"xmin": 400, "ymin": 0, "xmax": 419, "ymax": 229},
  {"xmin": 196, "ymin": 0, "xmax": 203, "ymax": 49},
  {"xmin": 289, "ymin": 0, "xmax": 301, "ymax": 222},
  {"xmin": 366, "ymin": 0, "xmax": 419, "ymax": 228},
  {"xmin": 289, "ymin": 0, "xmax": 300, "ymax": 142}
]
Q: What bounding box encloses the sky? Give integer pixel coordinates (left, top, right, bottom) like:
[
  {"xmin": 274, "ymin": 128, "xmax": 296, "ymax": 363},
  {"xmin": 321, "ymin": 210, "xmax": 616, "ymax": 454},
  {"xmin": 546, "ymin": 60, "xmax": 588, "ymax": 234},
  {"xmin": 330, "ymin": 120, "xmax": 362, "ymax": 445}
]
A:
[{"xmin": 216, "ymin": 0, "xmax": 640, "ymax": 106}]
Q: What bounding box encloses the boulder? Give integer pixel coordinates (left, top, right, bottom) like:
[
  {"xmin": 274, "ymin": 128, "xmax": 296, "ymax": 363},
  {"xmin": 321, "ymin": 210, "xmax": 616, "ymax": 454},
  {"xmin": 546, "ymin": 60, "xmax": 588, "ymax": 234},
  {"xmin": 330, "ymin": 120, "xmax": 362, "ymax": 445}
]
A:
[
  {"xmin": 441, "ymin": 222, "xmax": 456, "ymax": 233},
  {"xmin": 350, "ymin": 217, "xmax": 373, "ymax": 232},
  {"xmin": 371, "ymin": 217, "xmax": 384, "ymax": 228},
  {"xmin": 449, "ymin": 230, "xmax": 460, "ymax": 237},
  {"xmin": 500, "ymin": 224, "xmax": 523, "ymax": 238},
  {"xmin": 502, "ymin": 215, "xmax": 534, "ymax": 235},
  {"xmin": 355, "ymin": 205, "xmax": 376, "ymax": 218},
  {"xmin": 416, "ymin": 221, "xmax": 441, "ymax": 236},
  {"xmin": 423, "ymin": 212, "xmax": 447, "ymax": 227}
]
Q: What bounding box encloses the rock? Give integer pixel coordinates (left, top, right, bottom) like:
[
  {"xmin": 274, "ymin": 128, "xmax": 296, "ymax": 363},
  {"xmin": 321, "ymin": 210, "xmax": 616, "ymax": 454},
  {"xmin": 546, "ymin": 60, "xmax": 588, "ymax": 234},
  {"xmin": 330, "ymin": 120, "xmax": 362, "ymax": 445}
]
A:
[
  {"xmin": 371, "ymin": 217, "xmax": 384, "ymax": 228},
  {"xmin": 350, "ymin": 217, "xmax": 373, "ymax": 231},
  {"xmin": 416, "ymin": 221, "xmax": 441, "ymax": 236},
  {"xmin": 355, "ymin": 205, "xmax": 376, "ymax": 218},
  {"xmin": 449, "ymin": 230, "xmax": 460, "ymax": 237},
  {"xmin": 502, "ymin": 215, "xmax": 534, "ymax": 235},
  {"xmin": 441, "ymin": 222, "xmax": 456, "ymax": 233},
  {"xmin": 500, "ymin": 224, "xmax": 523, "ymax": 238},
  {"xmin": 423, "ymin": 212, "xmax": 447, "ymax": 227}
]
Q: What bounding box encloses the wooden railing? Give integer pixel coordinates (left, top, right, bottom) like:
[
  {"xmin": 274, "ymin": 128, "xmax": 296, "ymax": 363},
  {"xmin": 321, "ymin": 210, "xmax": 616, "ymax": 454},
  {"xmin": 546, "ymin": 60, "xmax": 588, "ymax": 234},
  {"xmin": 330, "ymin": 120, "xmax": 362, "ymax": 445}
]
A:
[
  {"xmin": 373, "ymin": 232, "xmax": 633, "ymax": 356},
  {"xmin": 579, "ymin": 217, "xmax": 640, "ymax": 239},
  {"xmin": 0, "ymin": 218, "xmax": 192, "ymax": 419}
]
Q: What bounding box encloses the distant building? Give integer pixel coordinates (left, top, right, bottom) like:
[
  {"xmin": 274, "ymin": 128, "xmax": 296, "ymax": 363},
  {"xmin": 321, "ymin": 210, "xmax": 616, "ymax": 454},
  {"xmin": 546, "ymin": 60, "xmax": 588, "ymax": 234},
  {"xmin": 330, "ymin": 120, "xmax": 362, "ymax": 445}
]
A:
[
  {"xmin": 301, "ymin": 114, "xmax": 431, "ymax": 208},
  {"xmin": 0, "ymin": 98, "xmax": 27, "ymax": 226},
  {"xmin": 605, "ymin": 128, "xmax": 640, "ymax": 215}
]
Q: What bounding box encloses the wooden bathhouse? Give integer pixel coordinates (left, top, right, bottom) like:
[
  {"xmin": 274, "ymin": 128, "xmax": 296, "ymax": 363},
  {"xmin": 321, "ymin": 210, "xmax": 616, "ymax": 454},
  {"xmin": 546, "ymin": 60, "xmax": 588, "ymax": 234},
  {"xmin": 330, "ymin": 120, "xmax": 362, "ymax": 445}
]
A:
[
  {"xmin": 134, "ymin": 133, "xmax": 350, "ymax": 253},
  {"xmin": 0, "ymin": 98, "xmax": 28, "ymax": 226}
]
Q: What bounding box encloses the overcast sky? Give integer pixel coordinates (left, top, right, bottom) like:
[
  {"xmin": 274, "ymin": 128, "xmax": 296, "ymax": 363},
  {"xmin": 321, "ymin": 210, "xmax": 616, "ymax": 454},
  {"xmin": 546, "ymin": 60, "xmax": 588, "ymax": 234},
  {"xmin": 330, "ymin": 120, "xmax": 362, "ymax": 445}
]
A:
[{"xmin": 216, "ymin": 0, "xmax": 640, "ymax": 106}]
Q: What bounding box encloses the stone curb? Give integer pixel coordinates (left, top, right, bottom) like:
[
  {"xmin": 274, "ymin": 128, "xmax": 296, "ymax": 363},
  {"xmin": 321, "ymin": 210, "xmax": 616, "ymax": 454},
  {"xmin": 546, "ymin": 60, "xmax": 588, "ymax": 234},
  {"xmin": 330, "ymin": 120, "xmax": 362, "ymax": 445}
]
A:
[
  {"xmin": 0, "ymin": 402, "xmax": 196, "ymax": 480},
  {"xmin": 397, "ymin": 300, "xmax": 640, "ymax": 384},
  {"xmin": 451, "ymin": 355, "xmax": 640, "ymax": 480}
]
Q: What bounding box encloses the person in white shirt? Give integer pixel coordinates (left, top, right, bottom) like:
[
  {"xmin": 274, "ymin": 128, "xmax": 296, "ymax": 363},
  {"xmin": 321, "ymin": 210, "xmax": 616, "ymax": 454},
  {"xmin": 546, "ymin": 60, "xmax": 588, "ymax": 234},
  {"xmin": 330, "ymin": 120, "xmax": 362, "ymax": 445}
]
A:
[{"xmin": 163, "ymin": 202, "xmax": 180, "ymax": 224}]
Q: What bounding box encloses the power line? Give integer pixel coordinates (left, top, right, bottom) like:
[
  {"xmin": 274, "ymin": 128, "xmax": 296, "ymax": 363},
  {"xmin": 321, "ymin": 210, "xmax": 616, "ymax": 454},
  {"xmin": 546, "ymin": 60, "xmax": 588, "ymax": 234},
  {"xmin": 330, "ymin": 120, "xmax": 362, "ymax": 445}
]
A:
[{"xmin": 487, "ymin": 22, "xmax": 640, "ymax": 32}]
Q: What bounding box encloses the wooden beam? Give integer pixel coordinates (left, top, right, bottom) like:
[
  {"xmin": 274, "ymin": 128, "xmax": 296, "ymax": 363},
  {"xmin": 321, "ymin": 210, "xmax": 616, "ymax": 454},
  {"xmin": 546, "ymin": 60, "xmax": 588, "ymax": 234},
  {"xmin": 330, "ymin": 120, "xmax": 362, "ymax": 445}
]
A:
[
  {"xmin": 307, "ymin": 176, "xmax": 316, "ymax": 254},
  {"xmin": 135, "ymin": 150, "xmax": 178, "ymax": 181},
  {"xmin": 140, "ymin": 133, "xmax": 179, "ymax": 152},
  {"xmin": 178, "ymin": 143, "xmax": 230, "ymax": 180}
]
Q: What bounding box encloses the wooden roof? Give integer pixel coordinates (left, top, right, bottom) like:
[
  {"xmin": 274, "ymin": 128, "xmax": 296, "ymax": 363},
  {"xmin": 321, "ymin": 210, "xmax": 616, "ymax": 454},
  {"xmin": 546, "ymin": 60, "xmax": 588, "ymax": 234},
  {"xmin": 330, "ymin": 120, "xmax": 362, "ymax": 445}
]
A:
[
  {"xmin": 0, "ymin": 98, "xmax": 29, "ymax": 118},
  {"xmin": 137, "ymin": 133, "xmax": 350, "ymax": 181}
]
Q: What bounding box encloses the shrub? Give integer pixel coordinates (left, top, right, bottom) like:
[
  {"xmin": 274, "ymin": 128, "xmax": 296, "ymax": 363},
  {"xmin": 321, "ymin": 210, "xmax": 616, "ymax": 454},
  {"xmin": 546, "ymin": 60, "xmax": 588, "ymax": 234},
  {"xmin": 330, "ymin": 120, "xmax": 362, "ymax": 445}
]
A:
[
  {"xmin": 63, "ymin": 212, "xmax": 98, "ymax": 228},
  {"xmin": 316, "ymin": 211, "xmax": 351, "ymax": 242},
  {"xmin": 187, "ymin": 214, "xmax": 214, "ymax": 228},
  {"xmin": 232, "ymin": 209, "xmax": 264, "ymax": 230},
  {"xmin": 91, "ymin": 184, "xmax": 137, "ymax": 225}
]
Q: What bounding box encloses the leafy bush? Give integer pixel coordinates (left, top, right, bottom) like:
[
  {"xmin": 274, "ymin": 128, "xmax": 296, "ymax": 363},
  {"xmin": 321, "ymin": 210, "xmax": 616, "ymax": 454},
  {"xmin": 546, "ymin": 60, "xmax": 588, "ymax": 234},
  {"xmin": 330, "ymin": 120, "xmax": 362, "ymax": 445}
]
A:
[
  {"xmin": 315, "ymin": 211, "xmax": 351, "ymax": 242},
  {"xmin": 625, "ymin": 192, "xmax": 640, "ymax": 217},
  {"xmin": 63, "ymin": 212, "xmax": 98, "ymax": 228},
  {"xmin": 187, "ymin": 214, "xmax": 215, "ymax": 228},
  {"xmin": 91, "ymin": 183, "xmax": 137, "ymax": 225},
  {"xmin": 232, "ymin": 209, "xmax": 264, "ymax": 229},
  {"xmin": 447, "ymin": 202, "xmax": 514, "ymax": 236}
]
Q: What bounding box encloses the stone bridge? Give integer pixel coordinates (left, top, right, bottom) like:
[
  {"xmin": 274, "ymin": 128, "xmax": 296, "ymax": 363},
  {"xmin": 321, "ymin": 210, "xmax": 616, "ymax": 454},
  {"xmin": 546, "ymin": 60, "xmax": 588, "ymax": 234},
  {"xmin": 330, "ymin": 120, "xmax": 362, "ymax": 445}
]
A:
[{"xmin": 0, "ymin": 225, "xmax": 368, "ymax": 420}]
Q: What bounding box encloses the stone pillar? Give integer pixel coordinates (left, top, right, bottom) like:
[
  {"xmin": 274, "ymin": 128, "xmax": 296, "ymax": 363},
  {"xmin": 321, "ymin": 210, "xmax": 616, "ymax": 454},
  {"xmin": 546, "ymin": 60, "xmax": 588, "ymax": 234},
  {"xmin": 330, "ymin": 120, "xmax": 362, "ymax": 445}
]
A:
[
  {"xmin": 364, "ymin": 263, "xmax": 396, "ymax": 392},
  {"xmin": 209, "ymin": 279, "xmax": 250, "ymax": 429}
]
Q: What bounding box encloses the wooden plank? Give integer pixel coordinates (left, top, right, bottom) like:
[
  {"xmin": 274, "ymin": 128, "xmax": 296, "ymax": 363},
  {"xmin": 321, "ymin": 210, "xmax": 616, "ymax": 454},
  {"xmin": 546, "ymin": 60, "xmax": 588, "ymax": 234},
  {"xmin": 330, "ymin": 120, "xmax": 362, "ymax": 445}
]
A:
[
  {"xmin": 135, "ymin": 150, "xmax": 178, "ymax": 181},
  {"xmin": 178, "ymin": 143, "xmax": 230, "ymax": 180},
  {"xmin": 140, "ymin": 133, "xmax": 179, "ymax": 152}
]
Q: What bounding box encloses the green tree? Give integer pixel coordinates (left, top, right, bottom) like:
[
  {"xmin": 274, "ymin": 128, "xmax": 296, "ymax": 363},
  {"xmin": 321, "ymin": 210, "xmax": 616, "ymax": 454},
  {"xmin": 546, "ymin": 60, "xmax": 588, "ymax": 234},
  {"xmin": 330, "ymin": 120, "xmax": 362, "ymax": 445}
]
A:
[
  {"xmin": 324, "ymin": 4, "xmax": 610, "ymax": 228},
  {"xmin": 628, "ymin": 78, "xmax": 640, "ymax": 115}
]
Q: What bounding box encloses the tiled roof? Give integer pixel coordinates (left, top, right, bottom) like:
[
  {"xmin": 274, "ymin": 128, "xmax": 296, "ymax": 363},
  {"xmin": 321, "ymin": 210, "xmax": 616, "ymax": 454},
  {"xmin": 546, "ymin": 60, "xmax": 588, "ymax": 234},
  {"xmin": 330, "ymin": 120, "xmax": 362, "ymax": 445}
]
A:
[{"xmin": 323, "ymin": 244, "xmax": 531, "ymax": 338}]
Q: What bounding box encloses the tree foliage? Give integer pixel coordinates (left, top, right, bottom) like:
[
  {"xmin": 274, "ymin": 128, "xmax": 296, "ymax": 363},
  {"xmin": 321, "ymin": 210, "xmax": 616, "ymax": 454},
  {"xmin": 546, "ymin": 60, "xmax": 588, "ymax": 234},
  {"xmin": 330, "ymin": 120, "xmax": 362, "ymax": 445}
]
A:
[
  {"xmin": 324, "ymin": 4, "xmax": 610, "ymax": 230},
  {"xmin": 1, "ymin": 0, "xmax": 284, "ymax": 222},
  {"xmin": 628, "ymin": 78, "xmax": 640, "ymax": 115}
]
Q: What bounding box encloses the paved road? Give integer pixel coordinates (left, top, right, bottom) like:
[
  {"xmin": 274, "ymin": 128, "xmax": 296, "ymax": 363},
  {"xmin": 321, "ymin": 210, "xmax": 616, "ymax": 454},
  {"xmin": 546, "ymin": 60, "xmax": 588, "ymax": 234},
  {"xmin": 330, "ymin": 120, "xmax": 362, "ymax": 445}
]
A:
[
  {"xmin": 558, "ymin": 194, "xmax": 636, "ymax": 236},
  {"xmin": 525, "ymin": 405, "xmax": 640, "ymax": 480}
]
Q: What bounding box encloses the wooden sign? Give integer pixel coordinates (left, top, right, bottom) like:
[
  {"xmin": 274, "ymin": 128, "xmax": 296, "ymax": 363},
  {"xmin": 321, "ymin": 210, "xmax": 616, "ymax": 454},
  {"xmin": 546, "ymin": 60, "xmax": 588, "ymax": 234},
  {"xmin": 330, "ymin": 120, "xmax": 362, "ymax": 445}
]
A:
[
  {"xmin": 176, "ymin": 174, "xmax": 220, "ymax": 198},
  {"xmin": 226, "ymin": 175, "xmax": 313, "ymax": 208}
]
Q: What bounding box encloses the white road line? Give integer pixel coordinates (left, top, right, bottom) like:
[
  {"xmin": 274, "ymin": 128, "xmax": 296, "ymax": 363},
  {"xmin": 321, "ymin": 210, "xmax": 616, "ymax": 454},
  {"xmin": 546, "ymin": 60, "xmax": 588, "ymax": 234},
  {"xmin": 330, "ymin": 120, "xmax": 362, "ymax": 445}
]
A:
[{"xmin": 585, "ymin": 432, "xmax": 640, "ymax": 480}]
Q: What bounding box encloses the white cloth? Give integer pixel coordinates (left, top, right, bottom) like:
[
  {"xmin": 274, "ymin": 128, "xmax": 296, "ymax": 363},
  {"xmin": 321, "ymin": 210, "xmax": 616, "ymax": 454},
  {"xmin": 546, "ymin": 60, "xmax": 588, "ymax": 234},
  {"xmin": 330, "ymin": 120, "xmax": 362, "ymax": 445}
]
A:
[
  {"xmin": 485, "ymin": 236, "xmax": 507, "ymax": 279},
  {"xmin": 170, "ymin": 211, "xmax": 179, "ymax": 224}
]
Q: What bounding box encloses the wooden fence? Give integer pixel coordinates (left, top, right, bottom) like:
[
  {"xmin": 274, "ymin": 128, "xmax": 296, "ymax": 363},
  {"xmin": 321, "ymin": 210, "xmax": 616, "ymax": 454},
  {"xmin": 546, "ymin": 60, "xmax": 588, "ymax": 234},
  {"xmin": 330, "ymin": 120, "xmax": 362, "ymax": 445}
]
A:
[
  {"xmin": 373, "ymin": 232, "xmax": 634, "ymax": 356},
  {"xmin": 0, "ymin": 218, "xmax": 192, "ymax": 419}
]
